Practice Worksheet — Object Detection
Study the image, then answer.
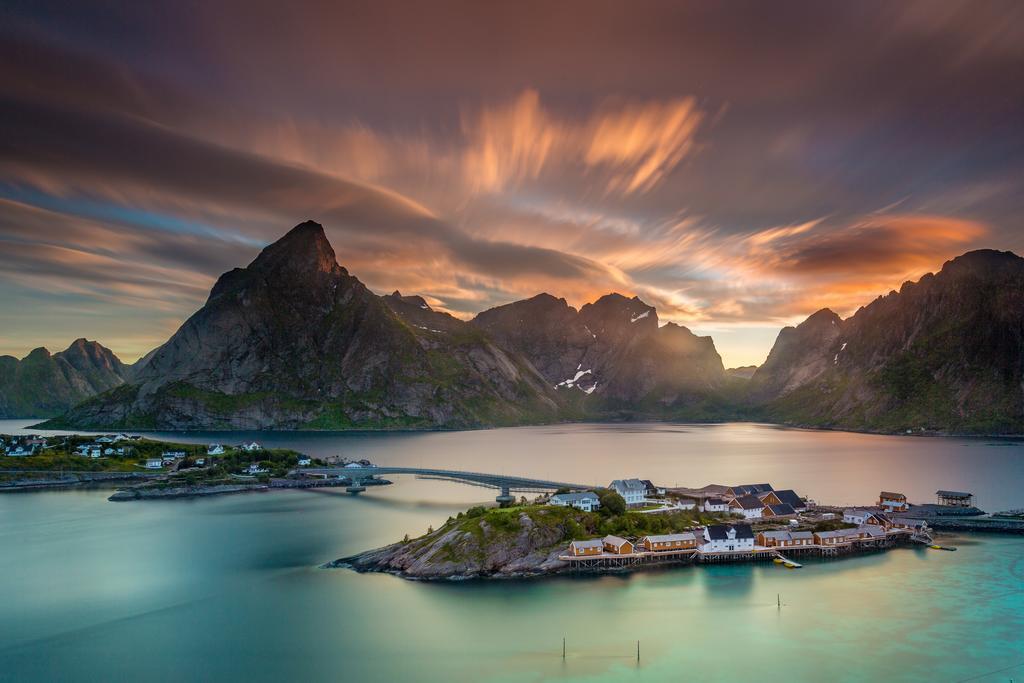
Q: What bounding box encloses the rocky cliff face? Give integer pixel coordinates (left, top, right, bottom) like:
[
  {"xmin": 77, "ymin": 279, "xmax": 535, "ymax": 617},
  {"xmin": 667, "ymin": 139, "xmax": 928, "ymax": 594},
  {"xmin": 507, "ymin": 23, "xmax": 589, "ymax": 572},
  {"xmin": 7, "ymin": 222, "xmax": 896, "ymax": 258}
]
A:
[
  {"xmin": 45, "ymin": 221, "xmax": 561, "ymax": 430},
  {"xmin": 750, "ymin": 250, "xmax": 1024, "ymax": 433},
  {"xmin": 0, "ymin": 340, "xmax": 129, "ymax": 418},
  {"xmin": 332, "ymin": 506, "xmax": 580, "ymax": 580},
  {"xmin": 473, "ymin": 292, "xmax": 727, "ymax": 418}
]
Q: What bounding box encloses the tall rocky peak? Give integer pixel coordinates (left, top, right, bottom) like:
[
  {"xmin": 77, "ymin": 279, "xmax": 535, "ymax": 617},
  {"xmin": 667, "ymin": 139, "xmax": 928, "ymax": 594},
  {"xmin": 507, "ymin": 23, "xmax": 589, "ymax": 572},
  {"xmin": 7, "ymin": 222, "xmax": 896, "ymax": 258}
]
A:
[
  {"xmin": 47, "ymin": 220, "xmax": 561, "ymax": 430},
  {"xmin": 248, "ymin": 220, "xmax": 342, "ymax": 278}
]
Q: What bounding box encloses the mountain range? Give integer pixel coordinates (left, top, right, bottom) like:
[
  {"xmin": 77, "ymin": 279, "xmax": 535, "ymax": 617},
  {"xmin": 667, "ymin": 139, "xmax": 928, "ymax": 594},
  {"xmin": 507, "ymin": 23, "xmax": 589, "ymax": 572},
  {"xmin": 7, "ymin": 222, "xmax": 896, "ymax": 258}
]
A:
[
  {"xmin": 23, "ymin": 221, "xmax": 1024, "ymax": 435},
  {"xmin": 0, "ymin": 339, "xmax": 131, "ymax": 418}
]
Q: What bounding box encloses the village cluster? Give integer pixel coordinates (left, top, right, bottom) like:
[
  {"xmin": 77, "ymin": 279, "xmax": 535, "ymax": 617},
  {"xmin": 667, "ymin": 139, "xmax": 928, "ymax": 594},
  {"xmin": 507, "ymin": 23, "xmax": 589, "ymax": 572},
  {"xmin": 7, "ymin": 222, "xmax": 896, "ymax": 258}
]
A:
[
  {"xmin": 1, "ymin": 434, "xmax": 314, "ymax": 476},
  {"xmin": 549, "ymin": 480, "xmax": 941, "ymax": 563}
]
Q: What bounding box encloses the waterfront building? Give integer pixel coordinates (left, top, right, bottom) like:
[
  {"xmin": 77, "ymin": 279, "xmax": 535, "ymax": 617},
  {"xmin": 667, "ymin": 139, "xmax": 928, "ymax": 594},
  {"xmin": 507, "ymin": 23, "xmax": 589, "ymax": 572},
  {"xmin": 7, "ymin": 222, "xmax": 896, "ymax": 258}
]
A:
[
  {"xmin": 729, "ymin": 495, "xmax": 766, "ymax": 519},
  {"xmin": 702, "ymin": 497, "xmax": 729, "ymax": 513},
  {"xmin": 757, "ymin": 490, "xmax": 784, "ymax": 506},
  {"xmin": 602, "ymin": 535, "xmax": 634, "ymax": 555},
  {"xmin": 859, "ymin": 524, "xmax": 887, "ymax": 539},
  {"xmin": 207, "ymin": 444, "xmax": 226, "ymax": 455},
  {"xmin": 549, "ymin": 491, "xmax": 601, "ymax": 512},
  {"xmin": 144, "ymin": 459, "xmax": 163, "ymax": 469},
  {"xmin": 609, "ymin": 479, "xmax": 647, "ymax": 507},
  {"xmin": 843, "ymin": 509, "xmax": 893, "ymax": 527},
  {"xmin": 936, "ymin": 490, "xmax": 974, "ymax": 507},
  {"xmin": 569, "ymin": 539, "xmax": 603, "ymax": 557},
  {"xmin": 878, "ymin": 491, "xmax": 909, "ymax": 512},
  {"xmin": 241, "ymin": 442, "xmax": 262, "ymax": 452},
  {"xmin": 813, "ymin": 528, "xmax": 865, "ymax": 545},
  {"xmin": 297, "ymin": 457, "xmax": 311, "ymax": 466},
  {"xmin": 700, "ymin": 524, "xmax": 754, "ymax": 552},
  {"xmin": 639, "ymin": 532, "xmax": 697, "ymax": 552},
  {"xmin": 756, "ymin": 530, "xmax": 813, "ymax": 547}
]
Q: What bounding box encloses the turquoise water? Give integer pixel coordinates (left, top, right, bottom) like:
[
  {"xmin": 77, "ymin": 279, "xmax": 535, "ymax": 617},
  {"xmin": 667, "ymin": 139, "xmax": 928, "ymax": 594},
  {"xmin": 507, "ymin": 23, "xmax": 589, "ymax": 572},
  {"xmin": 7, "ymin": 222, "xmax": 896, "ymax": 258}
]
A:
[{"xmin": 1, "ymin": 423, "xmax": 1023, "ymax": 681}]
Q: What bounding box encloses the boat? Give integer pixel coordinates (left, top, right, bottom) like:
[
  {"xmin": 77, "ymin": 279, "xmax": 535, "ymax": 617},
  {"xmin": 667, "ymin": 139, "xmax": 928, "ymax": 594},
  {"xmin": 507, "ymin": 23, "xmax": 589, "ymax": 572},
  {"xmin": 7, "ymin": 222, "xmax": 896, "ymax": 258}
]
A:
[{"xmin": 773, "ymin": 557, "xmax": 784, "ymax": 564}]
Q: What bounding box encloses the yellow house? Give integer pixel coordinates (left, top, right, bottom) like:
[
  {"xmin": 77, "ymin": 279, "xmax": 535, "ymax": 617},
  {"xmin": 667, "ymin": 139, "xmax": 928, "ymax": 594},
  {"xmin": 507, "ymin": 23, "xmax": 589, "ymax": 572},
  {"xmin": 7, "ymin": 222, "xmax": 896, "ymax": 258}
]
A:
[
  {"xmin": 639, "ymin": 532, "xmax": 696, "ymax": 552},
  {"xmin": 603, "ymin": 535, "xmax": 634, "ymax": 555},
  {"xmin": 568, "ymin": 539, "xmax": 603, "ymax": 557}
]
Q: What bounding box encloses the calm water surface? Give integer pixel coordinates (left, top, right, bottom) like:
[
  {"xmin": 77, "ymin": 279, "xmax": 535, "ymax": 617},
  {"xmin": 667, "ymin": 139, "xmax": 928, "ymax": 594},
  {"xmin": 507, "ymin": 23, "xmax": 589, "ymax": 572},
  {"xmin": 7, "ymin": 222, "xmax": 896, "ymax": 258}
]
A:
[{"xmin": 1, "ymin": 422, "xmax": 1022, "ymax": 681}]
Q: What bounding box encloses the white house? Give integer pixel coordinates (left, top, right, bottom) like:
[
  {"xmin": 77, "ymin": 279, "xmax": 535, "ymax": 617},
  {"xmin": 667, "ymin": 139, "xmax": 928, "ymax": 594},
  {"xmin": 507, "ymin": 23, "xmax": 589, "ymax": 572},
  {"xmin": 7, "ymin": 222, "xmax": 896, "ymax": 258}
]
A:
[
  {"xmin": 207, "ymin": 444, "xmax": 226, "ymax": 455},
  {"xmin": 297, "ymin": 457, "xmax": 312, "ymax": 466},
  {"xmin": 703, "ymin": 497, "xmax": 730, "ymax": 513},
  {"xmin": 549, "ymin": 491, "xmax": 601, "ymax": 512},
  {"xmin": 240, "ymin": 441, "xmax": 262, "ymax": 452},
  {"xmin": 145, "ymin": 459, "xmax": 163, "ymax": 469},
  {"xmin": 96, "ymin": 436, "xmax": 114, "ymax": 444},
  {"xmin": 609, "ymin": 479, "xmax": 647, "ymax": 506},
  {"xmin": 89, "ymin": 448, "xmax": 101, "ymax": 458},
  {"xmin": 246, "ymin": 462, "xmax": 269, "ymax": 475},
  {"xmin": 6, "ymin": 446, "xmax": 33, "ymax": 457},
  {"xmin": 162, "ymin": 451, "xmax": 186, "ymax": 459},
  {"xmin": 195, "ymin": 458, "xmax": 206, "ymax": 466},
  {"xmin": 843, "ymin": 509, "xmax": 890, "ymax": 526},
  {"xmin": 700, "ymin": 524, "xmax": 755, "ymax": 552},
  {"xmin": 729, "ymin": 495, "xmax": 766, "ymax": 519}
]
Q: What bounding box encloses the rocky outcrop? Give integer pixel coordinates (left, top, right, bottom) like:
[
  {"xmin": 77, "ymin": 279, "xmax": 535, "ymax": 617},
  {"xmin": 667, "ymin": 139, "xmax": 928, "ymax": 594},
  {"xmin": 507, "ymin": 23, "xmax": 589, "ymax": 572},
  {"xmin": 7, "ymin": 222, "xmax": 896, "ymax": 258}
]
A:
[
  {"xmin": 0, "ymin": 340, "xmax": 129, "ymax": 417},
  {"xmin": 43, "ymin": 221, "xmax": 561, "ymax": 430},
  {"xmin": 329, "ymin": 507, "xmax": 582, "ymax": 580},
  {"xmin": 750, "ymin": 250, "xmax": 1024, "ymax": 433}
]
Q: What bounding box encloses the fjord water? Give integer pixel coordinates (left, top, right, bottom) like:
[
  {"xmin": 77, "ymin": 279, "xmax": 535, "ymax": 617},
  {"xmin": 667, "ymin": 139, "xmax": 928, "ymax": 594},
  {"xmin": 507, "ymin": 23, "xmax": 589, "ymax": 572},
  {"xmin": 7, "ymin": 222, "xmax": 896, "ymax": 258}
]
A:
[{"xmin": 1, "ymin": 423, "xmax": 1022, "ymax": 682}]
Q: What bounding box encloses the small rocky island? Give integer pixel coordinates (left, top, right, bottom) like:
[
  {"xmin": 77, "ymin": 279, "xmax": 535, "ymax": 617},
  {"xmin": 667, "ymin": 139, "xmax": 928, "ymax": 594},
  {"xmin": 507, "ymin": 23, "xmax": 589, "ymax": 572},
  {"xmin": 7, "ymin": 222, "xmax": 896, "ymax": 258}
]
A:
[{"xmin": 329, "ymin": 502, "xmax": 750, "ymax": 580}]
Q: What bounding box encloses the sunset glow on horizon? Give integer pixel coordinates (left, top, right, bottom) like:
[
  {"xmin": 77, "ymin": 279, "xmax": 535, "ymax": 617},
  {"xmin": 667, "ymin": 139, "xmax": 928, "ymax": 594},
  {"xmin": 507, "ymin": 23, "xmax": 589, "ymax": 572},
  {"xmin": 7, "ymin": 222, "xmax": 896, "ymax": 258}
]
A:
[{"xmin": 2, "ymin": 1, "xmax": 1023, "ymax": 367}]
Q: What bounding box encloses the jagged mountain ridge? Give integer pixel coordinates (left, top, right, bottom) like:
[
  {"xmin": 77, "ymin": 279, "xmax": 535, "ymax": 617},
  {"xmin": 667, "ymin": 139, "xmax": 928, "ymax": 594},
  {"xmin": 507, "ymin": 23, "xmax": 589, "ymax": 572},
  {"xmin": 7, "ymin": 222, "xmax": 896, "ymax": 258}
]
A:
[
  {"xmin": 471, "ymin": 292, "xmax": 728, "ymax": 417},
  {"xmin": 750, "ymin": 250, "xmax": 1024, "ymax": 433},
  {"xmin": 0, "ymin": 340, "xmax": 130, "ymax": 417},
  {"xmin": 45, "ymin": 221, "xmax": 562, "ymax": 430},
  {"xmin": 32, "ymin": 223, "xmax": 1024, "ymax": 434}
]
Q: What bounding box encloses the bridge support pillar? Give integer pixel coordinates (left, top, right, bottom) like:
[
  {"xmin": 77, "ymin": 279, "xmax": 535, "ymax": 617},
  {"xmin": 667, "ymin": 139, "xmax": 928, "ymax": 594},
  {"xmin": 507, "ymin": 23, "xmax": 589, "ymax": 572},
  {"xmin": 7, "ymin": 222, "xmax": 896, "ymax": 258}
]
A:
[
  {"xmin": 496, "ymin": 485, "xmax": 515, "ymax": 506},
  {"xmin": 346, "ymin": 478, "xmax": 366, "ymax": 494}
]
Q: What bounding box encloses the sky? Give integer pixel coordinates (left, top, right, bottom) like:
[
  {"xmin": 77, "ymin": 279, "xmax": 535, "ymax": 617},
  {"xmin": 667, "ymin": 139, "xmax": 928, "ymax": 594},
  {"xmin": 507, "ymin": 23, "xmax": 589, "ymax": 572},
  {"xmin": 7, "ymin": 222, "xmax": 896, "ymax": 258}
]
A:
[{"xmin": 1, "ymin": 1, "xmax": 1023, "ymax": 367}]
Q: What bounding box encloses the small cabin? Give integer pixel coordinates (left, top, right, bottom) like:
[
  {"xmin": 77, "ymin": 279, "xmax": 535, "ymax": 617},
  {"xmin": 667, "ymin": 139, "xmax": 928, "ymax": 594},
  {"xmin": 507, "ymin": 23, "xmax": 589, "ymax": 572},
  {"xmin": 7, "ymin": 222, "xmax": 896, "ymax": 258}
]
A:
[
  {"xmin": 569, "ymin": 539, "xmax": 603, "ymax": 557},
  {"xmin": 603, "ymin": 535, "xmax": 634, "ymax": 555},
  {"xmin": 144, "ymin": 459, "xmax": 163, "ymax": 469},
  {"xmin": 639, "ymin": 532, "xmax": 696, "ymax": 552},
  {"xmin": 878, "ymin": 491, "xmax": 908, "ymax": 512},
  {"xmin": 757, "ymin": 490, "xmax": 783, "ymax": 506},
  {"xmin": 703, "ymin": 497, "xmax": 729, "ymax": 513},
  {"xmin": 813, "ymin": 528, "xmax": 864, "ymax": 545}
]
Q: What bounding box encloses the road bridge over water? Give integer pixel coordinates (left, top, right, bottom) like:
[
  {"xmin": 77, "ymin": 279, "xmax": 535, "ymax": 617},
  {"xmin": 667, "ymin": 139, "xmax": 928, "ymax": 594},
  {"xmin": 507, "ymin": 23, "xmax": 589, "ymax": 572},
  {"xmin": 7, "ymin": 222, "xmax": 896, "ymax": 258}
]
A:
[{"xmin": 302, "ymin": 466, "xmax": 595, "ymax": 503}]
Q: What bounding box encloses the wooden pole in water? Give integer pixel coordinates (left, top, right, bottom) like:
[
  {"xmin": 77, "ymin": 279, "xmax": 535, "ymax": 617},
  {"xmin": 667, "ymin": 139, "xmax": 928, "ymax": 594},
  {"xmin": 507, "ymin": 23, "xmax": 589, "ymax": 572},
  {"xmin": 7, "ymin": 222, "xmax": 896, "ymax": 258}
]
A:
[
  {"xmin": 562, "ymin": 637, "xmax": 565, "ymax": 659},
  {"xmin": 778, "ymin": 593, "xmax": 781, "ymax": 609},
  {"xmin": 637, "ymin": 640, "xmax": 640, "ymax": 661}
]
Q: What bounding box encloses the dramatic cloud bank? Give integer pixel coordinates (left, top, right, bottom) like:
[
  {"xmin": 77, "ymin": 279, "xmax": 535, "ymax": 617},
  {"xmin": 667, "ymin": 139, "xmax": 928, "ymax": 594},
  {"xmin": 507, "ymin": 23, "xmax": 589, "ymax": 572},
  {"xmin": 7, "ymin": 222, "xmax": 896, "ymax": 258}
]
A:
[{"xmin": 1, "ymin": 0, "xmax": 1022, "ymax": 365}]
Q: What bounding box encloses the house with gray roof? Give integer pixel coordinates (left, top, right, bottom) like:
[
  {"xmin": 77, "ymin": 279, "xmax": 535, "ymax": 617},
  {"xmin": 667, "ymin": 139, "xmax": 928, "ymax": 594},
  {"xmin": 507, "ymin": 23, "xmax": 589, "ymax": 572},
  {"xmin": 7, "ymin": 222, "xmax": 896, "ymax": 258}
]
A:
[{"xmin": 550, "ymin": 491, "xmax": 601, "ymax": 512}]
